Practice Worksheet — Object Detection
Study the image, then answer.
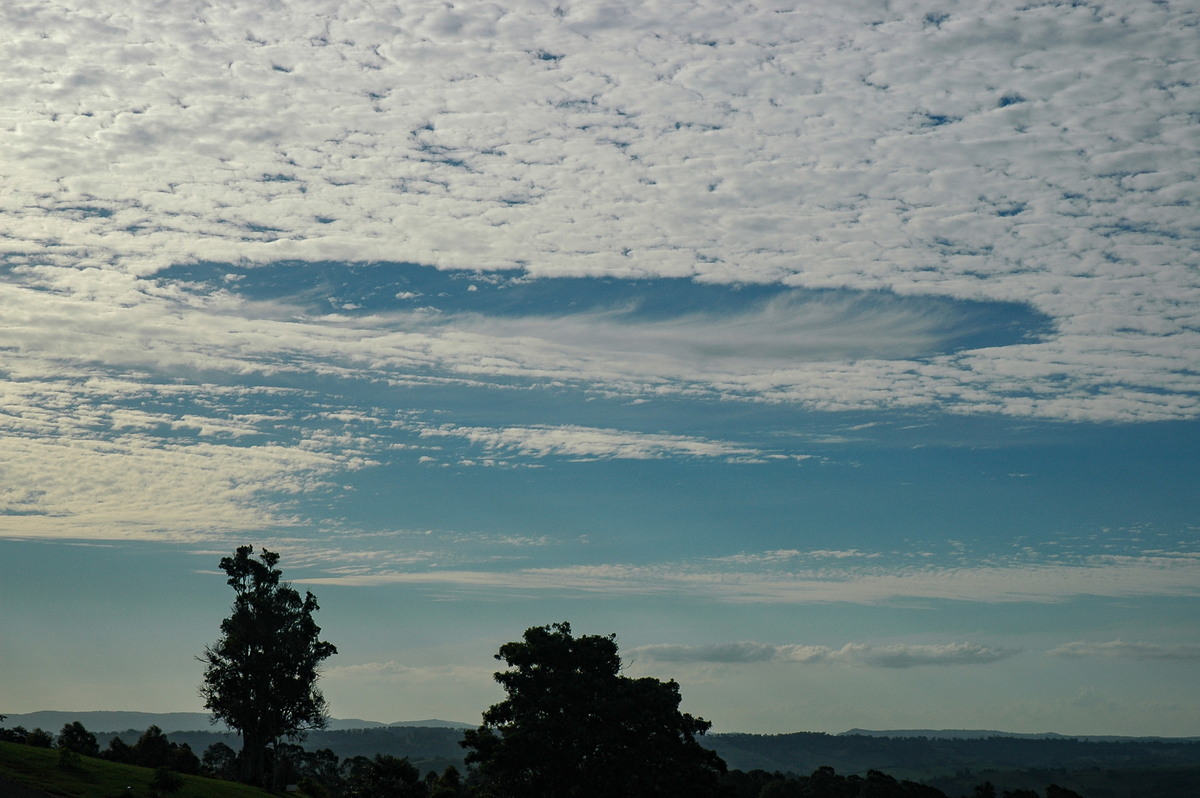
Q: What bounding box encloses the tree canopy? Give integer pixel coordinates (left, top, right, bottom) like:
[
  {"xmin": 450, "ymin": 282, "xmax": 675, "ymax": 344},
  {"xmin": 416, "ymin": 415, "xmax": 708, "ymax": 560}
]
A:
[
  {"xmin": 199, "ymin": 545, "xmax": 337, "ymax": 787},
  {"xmin": 461, "ymin": 621, "xmax": 726, "ymax": 798},
  {"xmin": 57, "ymin": 721, "xmax": 99, "ymax": 757}
]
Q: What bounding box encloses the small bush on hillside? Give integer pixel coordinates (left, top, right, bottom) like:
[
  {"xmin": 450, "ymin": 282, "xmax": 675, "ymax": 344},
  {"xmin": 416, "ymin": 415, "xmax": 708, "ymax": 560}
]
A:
[
  {"xmin": 58, "ymin": 747, "xmax": 83, "ymax": 771},
  {"xmin": 150, "ymin": 766, "xmax": 184, "ymax": 796}
]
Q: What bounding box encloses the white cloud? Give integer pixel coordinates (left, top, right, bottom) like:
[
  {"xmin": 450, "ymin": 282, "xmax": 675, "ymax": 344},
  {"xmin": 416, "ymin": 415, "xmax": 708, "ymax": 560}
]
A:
[
  {"xmin": 0, "ymin": 421, "xmax": 352, "ymax": 541},
  {"xmin": 631, "ymin": 641, "xmax": 1020, "ymax": 668},
  {"xmin": 0, "ymin": 368, "xmax": 385, "ymax": 541},
  {"xmin": 421, "ymin": 423, "xmax": 768, "ymax": 462},
  {"xmin": 709, "ymin": 549, "xmax": 878, "ymax": 565},
  {"xmin": 1048, "ymin": 641, "xmax": 1200, "ymax": 661}
]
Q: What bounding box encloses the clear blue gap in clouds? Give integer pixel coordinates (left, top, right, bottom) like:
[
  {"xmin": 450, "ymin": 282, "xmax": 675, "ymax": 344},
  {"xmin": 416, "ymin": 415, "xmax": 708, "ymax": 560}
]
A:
[
  {"xmin": 306, "ymin": 411, "xmax": 1200, "ymax": 564},
  {"xmin": 156, "ymin": 260, "xmax": 1054, "ymax": 358}
]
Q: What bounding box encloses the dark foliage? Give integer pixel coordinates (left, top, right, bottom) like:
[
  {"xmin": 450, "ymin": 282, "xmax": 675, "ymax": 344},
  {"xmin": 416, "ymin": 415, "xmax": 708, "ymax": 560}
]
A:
[
  {"xmin": 717, "ymin": 765, "xmax": 956, "ymax": 798},
  {"xmin": 150, "ymin": 765, "xmax": 184, "ymax": 795},
  {"xmin": 202, "ymin": 741, "xmax": 238, "ymax": 780},
  {"xmin": 199, "ymin": 545, "xmax": 337, "ymax": 788},
  {"xmin": 461, "ymin": 621, "xmax": 726, "ymax": 798},
  {"xmin": 427, "ymin": 765, "xmax": 469, "ymax": 797},
  {"xmin": 134, "ymin": 726, "xmax": 173, "ymax": 768},
  {"xmin": 102, "ymin": 735, "xmax": 135, "ymax": 764},
  {"xmin": 25, "ymin": 728, "xmax": 53, "ymax": 748},
  {"xmin": 708, "ymin": 731, "xmax": 1200, "ymax": 774},
  {"xmin": 342, "ymin": 753, "xmax": 427, "ymax": 797},
  {"xmin": 0, "ymin": 726, "xmax": 31, "ymax": 744},
  {"xmin": 57, "ymin": 748, "xmax": 83, "ymax": 771},
  {"xmin": 94, "ymin": 725, "xmax": 198, "ymax": 774},
  {"xmin": 57, "ymin": 722, "xmax": 99, "ymax": 757}
]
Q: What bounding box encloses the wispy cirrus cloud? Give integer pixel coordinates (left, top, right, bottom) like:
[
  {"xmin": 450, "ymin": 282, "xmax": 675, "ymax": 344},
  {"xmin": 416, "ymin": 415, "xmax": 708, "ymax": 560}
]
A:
[
  {"xmin": 322, "ymin": 661, "xmax": 493, "ymax": 684},
  {"xmin": 710, "ymin": 549, "xmax": 881, "ymax": 565},
  {"xmin": 296, "ymin": 551, "xmax": 1200, "ymax": 605},
  {"xmin": 630, "ymin": 641, "xmax": 1020, "ymax": 668},
  {"xmin": 1048, "ymin": 641, "xmax": 1200, "ymax": 661},
  {"xmin": 419, "ymin": 423, "xmax": 774, "ymax": 463}
]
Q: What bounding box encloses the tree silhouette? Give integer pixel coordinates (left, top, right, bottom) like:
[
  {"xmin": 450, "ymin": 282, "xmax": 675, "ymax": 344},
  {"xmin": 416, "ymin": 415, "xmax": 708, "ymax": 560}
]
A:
[
  {"xmin": 201, "ymin": 741, "xmax": 237, "ymax": 780},
  {"xmin": 199, "ymin": 546, "xmax": 337, "ymax": 788},
  {"xmin": 133, "ymin": 725, "xmax": 173, "ymax": 768},
  {"xmin": 57, "ymin": 721, "xmax": 99, "ymax": 757},
  {"xmin": 462, "ymin": 621, "xmax": 726, "ymax": 798},
  {"xmin": 25, "ymin": 728, "xmax": 53, "ymax": 748},
  {"xmin": 342, "ymin": 753, "xmax": 426, "ymax": 798}
]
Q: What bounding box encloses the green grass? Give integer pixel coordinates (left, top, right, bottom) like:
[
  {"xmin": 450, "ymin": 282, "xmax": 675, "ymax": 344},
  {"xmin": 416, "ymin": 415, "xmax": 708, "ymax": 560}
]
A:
[{"xmin": 0, "ymin": 742, "xmax": 276, "ymax": 798}]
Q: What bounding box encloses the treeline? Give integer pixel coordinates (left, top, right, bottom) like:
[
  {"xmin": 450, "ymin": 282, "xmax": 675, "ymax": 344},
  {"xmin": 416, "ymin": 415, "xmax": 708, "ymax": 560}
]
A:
[
  {"xmin": 0, "ymin": 721, "xmax": 201, "ymax": 773},
  {"xmin": 721, "ymin": 767, "xmax": 1085, "ymax": 798},
  {"xmin": 95, "ymin": 725, "xmax": 469, "ymax": 774},
  {"xmin": 0, "ymin": 719, "xmax": 467, "ymax": 797},
  {"xmin": 710, "ymin": 731, "xmax": 1200, "ymax": 773},
  {"xmin": 1, "ymin": 719, "xmax": 1091, "ymax": 798}
]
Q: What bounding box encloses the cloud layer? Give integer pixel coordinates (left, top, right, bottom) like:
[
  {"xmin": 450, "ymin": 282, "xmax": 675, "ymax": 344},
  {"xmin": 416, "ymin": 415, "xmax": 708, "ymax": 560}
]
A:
[
  {"xmin": 631, "ymin": 641, "xmax": 1020, "ymax": 668},
  {"xmin": 0, "ymin": 1, "xmax": 1196, "ymax": 578},
  {"xmin": 0, "ymin": 0, "xmax": 1196, "ymax": 428},
  {"xmin": 1049, "ymin": 641, "xmax": 1200, "ymax": 661},
  {"xmin": 295, "ymin": 547, "xmax": 1200, "ymax": 605}
]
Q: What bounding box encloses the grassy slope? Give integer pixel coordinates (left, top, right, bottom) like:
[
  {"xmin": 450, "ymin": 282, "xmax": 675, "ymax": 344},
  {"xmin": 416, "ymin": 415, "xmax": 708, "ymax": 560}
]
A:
[{"xmin": 0, "ymin": 742, "xmax": 274, "ymax": 798}]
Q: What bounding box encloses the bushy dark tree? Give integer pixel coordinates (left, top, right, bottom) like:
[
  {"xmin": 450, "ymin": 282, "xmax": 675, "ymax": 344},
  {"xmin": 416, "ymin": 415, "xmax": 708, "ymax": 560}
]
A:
[
  {"xmin": 0, "ymin": 724, "xmax": 28, "ymax": 743},
  {"xmin": 134, "ymin": 725, "xmax": 173, "ymax": 768},
  {"xmin": 57, "ymin": 721, "xmax": 100, "ymax": 757},
  {"xmin": 461, "ymin": 621, "xmax": 726, "ymax": 798},
  {"xmin": 102, "ymin": 735, "xmax": 135, "ymax": 764},
  {"xmin": 199, "ymin": 546, "xmax": 337, "ymax": 788},
  {"xmin": 296, "ymin": 747, "xmax": 344, "ymax": 793},
  {"xmin": 202, "ymin": 741, "xmax": 238, "ymax": 780},
  {"xmin": 343, "ymin": 753, "xmax": 427, "ymax": 798},
  {"xmin": 428, "ymin": 765, "xmax": 468, "ymax": 797},
  {"xmin": 26, "ymin": 728, "xmax": 54, "ymax": 748},
  {"xmin": 169, "ymin": 742, "xmax": 200, "ymax": 775}
]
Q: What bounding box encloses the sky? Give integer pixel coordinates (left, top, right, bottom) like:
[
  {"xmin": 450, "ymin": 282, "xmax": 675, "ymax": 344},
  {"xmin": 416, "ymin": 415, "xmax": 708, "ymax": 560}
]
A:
[{"xmin": 0, "ymin": 0, "xmax": 1198, "ymax": 738}]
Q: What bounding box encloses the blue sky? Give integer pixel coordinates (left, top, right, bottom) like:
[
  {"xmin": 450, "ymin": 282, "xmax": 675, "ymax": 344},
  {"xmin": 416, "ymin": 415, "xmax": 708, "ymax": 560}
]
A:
[{"xmin": 1, "ymin": 0, "xmax": 1198, "ymax": 736}]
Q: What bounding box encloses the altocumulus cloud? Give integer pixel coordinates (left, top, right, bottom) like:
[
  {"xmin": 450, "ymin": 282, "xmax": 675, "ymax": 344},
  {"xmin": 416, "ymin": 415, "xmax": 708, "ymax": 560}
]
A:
[
  {"xmin": 0, "ymin": 0, "xmax": 1195, "ymax": 428},
  {"xmin": 631, "ymin": 641, "xmax": 1021, "ymax": 668}
]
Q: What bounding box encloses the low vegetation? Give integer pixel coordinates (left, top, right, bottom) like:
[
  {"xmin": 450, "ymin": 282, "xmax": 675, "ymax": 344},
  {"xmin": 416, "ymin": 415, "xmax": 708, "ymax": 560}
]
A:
[{"xmin": 0, "ymin": 740, "xmax": 272, "ymax": 798}]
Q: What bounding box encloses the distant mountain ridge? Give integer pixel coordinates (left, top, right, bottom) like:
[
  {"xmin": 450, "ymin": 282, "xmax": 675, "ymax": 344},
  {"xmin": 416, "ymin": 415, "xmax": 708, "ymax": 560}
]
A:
[
  {"xmin": 5, "ymin": 712, "xmax": 1195, "ymax": 742},
  {"xmin": 0, "ymin": 711, "xmax": 474, "ymax": 733}
]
